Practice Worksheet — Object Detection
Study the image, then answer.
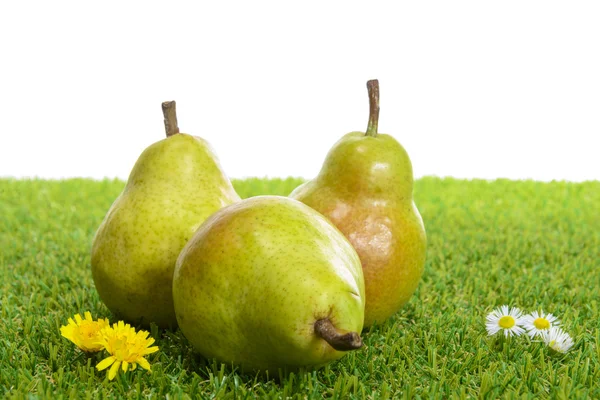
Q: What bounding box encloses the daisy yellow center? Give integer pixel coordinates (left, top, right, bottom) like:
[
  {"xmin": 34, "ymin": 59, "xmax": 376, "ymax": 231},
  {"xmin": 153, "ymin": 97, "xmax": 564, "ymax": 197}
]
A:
[
  {"xmin": 533, "ymin": 318, "xmax": 550, "ymax": 330},
  {"xmin": 498, "ymin": 316, "xmax": 515, "ymax": 329}
]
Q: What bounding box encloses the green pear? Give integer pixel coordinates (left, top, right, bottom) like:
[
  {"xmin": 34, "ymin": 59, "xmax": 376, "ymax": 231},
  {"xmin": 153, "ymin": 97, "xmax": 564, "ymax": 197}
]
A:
[
  {"xmin": 173, "ymin": 196, "xmax": 365, "ymax": 374},
  {"xmin": 91, "ymin": 101, "xmax": 240, "ymax": 328},
  {"xmin": 291, "ymin": 80, "xmax": 427, "ymax": 327}
]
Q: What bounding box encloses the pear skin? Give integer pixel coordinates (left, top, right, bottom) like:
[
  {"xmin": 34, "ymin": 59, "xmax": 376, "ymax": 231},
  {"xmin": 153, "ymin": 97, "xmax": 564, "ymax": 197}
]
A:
[
  {"xmin": 91, "ymin": 102, "xmax": 240, "ymax": 328},
  {"xmin": 173, "ymin": 196, "xmax": 365, "ymax": 374},
  {"xmin": 291, "ymin": 80, "xmax": 426, "ymax": 327}
]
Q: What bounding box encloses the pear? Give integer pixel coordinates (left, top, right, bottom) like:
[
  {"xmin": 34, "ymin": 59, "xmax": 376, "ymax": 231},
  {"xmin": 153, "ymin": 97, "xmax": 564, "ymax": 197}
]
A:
[
  {"xmin": 91, "ymin": 101, "xmax": 240, "ymax": 328},
  {"xmin": 291, "ymin": 80, "xmax": 427, "ymax": 327},
  {"xmin": 172, "ymin": 196, "xmax": 365, "ymax": 374}
]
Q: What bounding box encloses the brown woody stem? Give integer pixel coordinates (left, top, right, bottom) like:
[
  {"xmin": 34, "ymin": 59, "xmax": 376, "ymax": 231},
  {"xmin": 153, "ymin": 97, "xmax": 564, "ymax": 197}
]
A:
[
  {"xmin": 314, "ymin": 318, "xmax": 363, "ymax": 351},
  {"xmin": 162, "ymin": 101, "xmax": 180, "ymax": 137},
  {"xmin": 365, "ymin": 79, "xmax": 379, "ymax": 137}
]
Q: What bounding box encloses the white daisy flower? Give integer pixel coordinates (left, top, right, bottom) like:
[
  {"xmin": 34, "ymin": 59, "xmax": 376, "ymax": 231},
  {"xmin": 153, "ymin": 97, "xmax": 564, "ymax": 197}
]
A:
[
  {"xmin": 522, "ymin": 310, "xmax": 560, "ymax": 338},
  {"xmin": 541, "ymin": 326, "xmax": 574, "ymax": 353},
  {"xmin": 485, "ymin": 305, "xmax": 525, "ymax": 337}
]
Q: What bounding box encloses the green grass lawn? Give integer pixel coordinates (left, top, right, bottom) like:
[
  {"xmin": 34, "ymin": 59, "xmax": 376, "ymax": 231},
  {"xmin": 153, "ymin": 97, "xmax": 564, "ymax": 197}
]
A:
[{"xmin": 1, "ymin": 177, "xmax": 599, "ymax": 399}]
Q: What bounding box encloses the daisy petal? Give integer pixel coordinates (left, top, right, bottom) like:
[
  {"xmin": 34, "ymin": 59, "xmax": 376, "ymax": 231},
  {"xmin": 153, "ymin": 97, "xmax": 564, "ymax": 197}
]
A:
[
  {"xmin": 523, "ymin": 310, "xmax": 561, "ymax": 338},
  {"xmin": 542, "ymin": 326, "xmax": 574, "ymax": 353},
  {"xmin": 485, "ymin": 305, "xmax": 525, "ymax": 337}
]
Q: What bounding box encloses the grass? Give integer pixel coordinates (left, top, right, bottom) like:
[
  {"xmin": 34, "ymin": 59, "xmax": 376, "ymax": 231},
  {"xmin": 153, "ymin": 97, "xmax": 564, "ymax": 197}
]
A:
[{"xmin": 1, "ymin": 176, "xmax": 599, "ymax": 399}]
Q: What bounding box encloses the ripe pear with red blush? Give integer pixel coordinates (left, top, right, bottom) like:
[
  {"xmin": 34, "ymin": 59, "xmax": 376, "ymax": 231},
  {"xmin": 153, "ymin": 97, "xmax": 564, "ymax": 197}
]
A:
[{"xmin": 291, "ymin": 80, "xmax": 427, "ymax": 327}]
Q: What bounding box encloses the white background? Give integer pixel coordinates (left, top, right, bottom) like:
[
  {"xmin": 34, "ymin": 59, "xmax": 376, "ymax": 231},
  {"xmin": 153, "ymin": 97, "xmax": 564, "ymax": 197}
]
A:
[{"xmin": 1, "ymin": 1, "xmax": 599, "ymax": 182}]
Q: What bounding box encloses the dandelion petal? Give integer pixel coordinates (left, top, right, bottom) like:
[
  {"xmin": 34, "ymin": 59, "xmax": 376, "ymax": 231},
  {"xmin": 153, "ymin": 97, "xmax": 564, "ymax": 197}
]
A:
[
  {"xmin": 108, "ymin": 361, "xmax": 121, "ymax": 380},
  {"xmin": 137, "ymin": 357, "xmax": 151, "ymax": 371},
  {"xmin": 97, "ymin": 356, "xmax": 116, "ymax": 371}
]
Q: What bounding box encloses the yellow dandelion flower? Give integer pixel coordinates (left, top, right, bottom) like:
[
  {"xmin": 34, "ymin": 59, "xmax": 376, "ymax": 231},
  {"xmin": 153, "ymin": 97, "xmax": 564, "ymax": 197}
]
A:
[
  {"xmin": 60, "ymin": 312, "xmax": 110, "ymax": 352},
  {"xmin": 96, "ymin": 321, "xmax": 159, "ymax": 381}
]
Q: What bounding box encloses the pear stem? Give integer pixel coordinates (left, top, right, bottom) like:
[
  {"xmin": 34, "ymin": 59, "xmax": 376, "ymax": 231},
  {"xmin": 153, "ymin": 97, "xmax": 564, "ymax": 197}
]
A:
[
  {"xmin": 162, "ymin": 101, "xmax": 180, "ymax": 137},
  {"xmin": 365, "ymin": 79, "xmax": 380, "ymax": 137},
  {"xmin": 314, "ymin": 318, "xmax": 363, "ymax": 351}
]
